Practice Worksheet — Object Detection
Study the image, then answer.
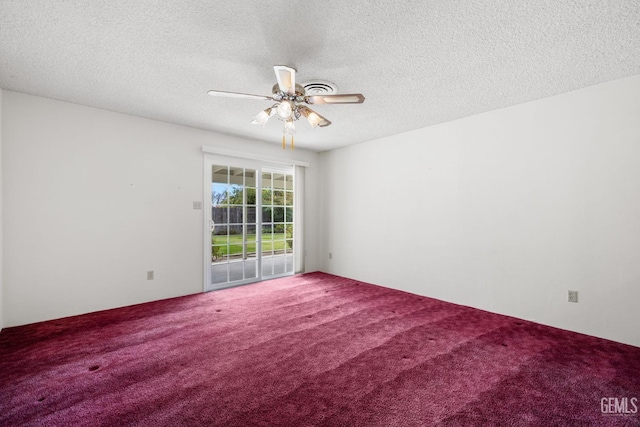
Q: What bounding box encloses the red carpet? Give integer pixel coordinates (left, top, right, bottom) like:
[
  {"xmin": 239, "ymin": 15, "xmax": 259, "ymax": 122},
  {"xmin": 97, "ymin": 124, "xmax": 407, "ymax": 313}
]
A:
[{"xmin": 1, "ymin": 272, "xmax": 639, "ymax": 426}]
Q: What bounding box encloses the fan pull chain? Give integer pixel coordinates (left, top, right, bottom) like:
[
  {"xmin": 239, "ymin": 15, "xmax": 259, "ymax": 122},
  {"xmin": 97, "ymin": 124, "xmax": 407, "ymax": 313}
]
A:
[{"xmin": 282, "ymin": 134, "xmax": 295, "ymax": 150}]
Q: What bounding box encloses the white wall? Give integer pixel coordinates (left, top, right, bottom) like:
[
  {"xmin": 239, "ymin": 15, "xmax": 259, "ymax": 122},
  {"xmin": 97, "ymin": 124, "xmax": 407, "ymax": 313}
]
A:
[
  {"xmin": 2, "ymin": 91, "xmax": 320, "ymax": 326},
  {"xmin": 320, "ymin": 74, "xmax": 640, "ymax": 347},
  {"xmin": 0, "ymin": 87, "xmax": 4, "ymax": 331}
]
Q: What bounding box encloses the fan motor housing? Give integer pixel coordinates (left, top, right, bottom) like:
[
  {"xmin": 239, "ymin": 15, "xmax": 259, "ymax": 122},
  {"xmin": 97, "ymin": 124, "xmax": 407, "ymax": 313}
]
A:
[{"xmin": 272, "ymin": 83, "xmax": 306, "ymax": 97}]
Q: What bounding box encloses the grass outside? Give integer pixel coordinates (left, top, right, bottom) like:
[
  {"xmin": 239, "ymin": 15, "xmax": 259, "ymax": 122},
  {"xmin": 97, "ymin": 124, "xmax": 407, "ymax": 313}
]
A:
[{"xmin": 212, "ymin": 233, "xmax": 290, "ymax": 257}]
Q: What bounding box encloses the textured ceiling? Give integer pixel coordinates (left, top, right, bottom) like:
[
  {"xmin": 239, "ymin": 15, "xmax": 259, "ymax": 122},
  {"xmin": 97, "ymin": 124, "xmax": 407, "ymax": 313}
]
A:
[{"xmin": 1, "ymin": 1, "xmax": 639, "ymax": 152}]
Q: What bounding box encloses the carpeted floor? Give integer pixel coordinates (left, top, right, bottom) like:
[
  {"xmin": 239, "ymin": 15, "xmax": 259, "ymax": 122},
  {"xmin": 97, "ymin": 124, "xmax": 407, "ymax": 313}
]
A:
[{"xmin": 1, "ymin": 272, "xmax": 639, "ymax": 426}]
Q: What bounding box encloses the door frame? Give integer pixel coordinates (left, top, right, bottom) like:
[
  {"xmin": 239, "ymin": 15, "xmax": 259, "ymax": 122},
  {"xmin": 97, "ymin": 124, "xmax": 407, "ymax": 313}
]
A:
[{"xmin": 203, "ymin": 152, "xmax": 300, "ymax": 292}]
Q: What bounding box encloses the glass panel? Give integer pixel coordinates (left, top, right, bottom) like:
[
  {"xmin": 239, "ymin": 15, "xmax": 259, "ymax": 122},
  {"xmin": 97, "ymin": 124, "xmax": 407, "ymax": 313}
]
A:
[
  {"xmin": 212, "ymin": 225, "xmax": 228, "ymax": 242},
  {"xmin": 226, "ymin": 206, "xmax": 242, "ymax": 224},
  {"xmin": 229, "ymin": 167, "xmax": 244, "ymax": 185},
  {"xmin": 262, "ymin": 207, "xmax": 272, "ymax": 223},
  {"xmin": 213, "ymin": 205, "xmax": 229, "ymax": 224},
  {"xmin": 271, "ymin": 237, "xmax": 284, "ymax": 255},
  {"xmin": 246, "ymin": 187, "xmax": 256, "ymax": 204},
  {"xmin": 273, "ymin": 190, "xmax": 285, "ymax": 206},
  {"xmin": 227, "ymin": 234, "xmax": 243, "ymax": 259},
  {"xmin": 244, "ymin": 170, "xmax": 256, "ymax": 187},
  {"xmin": 228, "ymin": 223, "xmax": 242, "ymax": 236},
  {"xmin": 262, "ymin": 240, "xmax": 273, "ymax": 254},
  {"xmin": 273, "ymin": 207, "xmax": 285, "ymax": 223},
  {"xmin": 212, "ymin": 165, "xmax": 228, "ymax": 184},
  {"xmin": 212, "ymin": 245, "xmax": 227, "ymax": 262},
  {"xmin": 285, "ymin": 191, "xmax": 293, "ymax": 206},
  {"xmin": 244, "ymin": 260, "xmax": 257, "ymax": 279},
  {"xmin": 227, "ymin": 187, "xmax": 243, "ymax": 206},
  {"xmin": 246, "ymin": 248, "xmax": 257, "ymax": 260},
  {"xmin": 273, "ymin": 173, "xmax": 285, "ymax": 189},
  {"xmin": 262, "ymin": 189, "xmax": 272, "ymax": 206},
  {"xmin": 285, "ymin": 253, "xmax": 294, "ymax": 273},
  {"xmin": 274, "ymin": 256, "xmax": 286, "ymax": 275},
  {"xmin": 262, "ymin": 257, "xmax": 273, "ymax": 277},
  {"xmin": 229, "ymin": 262, "xmax": 244, "ymax": 281},
  {"xmin": 246, "ymin": 206, "xmax": 257, "ymax": 224},
  {"xmin": 213, "ymin": 187, "xmax": 229, "ymax": 207},
  {"xmin": 262, "ymin": 172, "xmax": 272, "ymax": 189},
  {"xmin": 285, "ymin": 207, "xmax": 293, "ymax": 223},
  {"xmin": 285, "ymin": 174, "xmax": 293, "ymax": 191},
  {"xmin": 246, "ymin": 225, "xmax": 257, "ymax": 255},
  {"xmin": 211, "ymin": 264, "xmax": 228, "ymax": 284}
]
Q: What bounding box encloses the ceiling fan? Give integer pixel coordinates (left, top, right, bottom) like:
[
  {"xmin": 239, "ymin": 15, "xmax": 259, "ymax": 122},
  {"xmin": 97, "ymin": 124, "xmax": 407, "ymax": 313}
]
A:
[{"xmin": 208, "ymin": 65, "xmax": 365, "ymax": 149}]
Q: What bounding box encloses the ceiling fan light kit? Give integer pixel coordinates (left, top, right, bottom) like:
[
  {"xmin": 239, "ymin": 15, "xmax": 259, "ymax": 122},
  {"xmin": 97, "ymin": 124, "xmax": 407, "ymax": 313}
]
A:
[{"xmin": 208, "ymin": 65, "xmax": 365, "ymax": 149}]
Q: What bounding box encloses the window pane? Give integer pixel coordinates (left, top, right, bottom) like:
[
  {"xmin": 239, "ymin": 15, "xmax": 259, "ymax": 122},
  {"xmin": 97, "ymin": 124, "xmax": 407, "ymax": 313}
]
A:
[
  {"xmin": 246, "ymin": 206, "xmax": 256, "ymax": 223},
  {"xmin": 262, "ymin": 190, "xmax": 272, "ymax": 206},
  {"xmin": 273, "ymin": 207, "xmax": 284, "ymax": 222},
  {"xmin": 285, "ymin": 254, "xmax": 294, "ymax": 273},
  {"xmin": 228, "ymin": 207, "xmax": 243, "ymax": 224},
  {"xmin": 228, "ymin": 187, "xmax": 243, "ymax": 206},
  {"xmin": 229, "ymin": 167, "xmax": 243, "ymax": 185},
  {"xmin": 229, "ymin": 264, "xmax": 244, "ymax": 282},
  {"xmin": 244, "ymin": 260, "xmax": 257, "ymax": 279},
  {"xmin": 212, "ymin": 225, "xmax": 228, "ymax": 242},
  {"xmin": 262, "ymin": 207, "xmax": 272, "ymax": 223},
  {"xmin": 246, "ymin": 187, "xmax": 256, "ymax": 204},
  {"xmin": 211, "ymin": 264, "xmax": 228, "ymax": 284},
  {"xmin": 273, "ymin": 190, "xmax": 285, "ymax": 205},
  {"xmin": 246, "ymin": 225, "xmax": 257, "ymax": 254},
  {"xmin": 227, "ymin": 236, "xmax": 242, "ymax": 258},
  {"xmin": 212, "ymin": 245, "xmax": 227, "ymax": 262},
  {"xmin": 213, "ymin": 205, "xmax": 229, "ymax": 223},
  {"xmin": 262, "ymin": 257, "xmax": 273, "ymax": 276},
  {"xmin": 274, "ymin": 256, "xmax": 286, "ymax": 274},
  {"xmin": 262, "ymin": 172, "xmax": 272, "ymax": 188},
  {"xmin": 244, "ymin": 170, "xmax": 256, "ymax": 187},
  {"xmin": 212, "ymin": 165, "xmax": 228, "ymax": 184},
  {"xmin": 212, "ymin": 185, "xmax": 230, "ymax": 209}
]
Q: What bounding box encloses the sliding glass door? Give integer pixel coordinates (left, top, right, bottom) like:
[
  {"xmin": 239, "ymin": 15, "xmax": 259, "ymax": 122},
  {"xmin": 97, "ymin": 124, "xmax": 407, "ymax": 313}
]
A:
[
  {"xmin": 261, "ymin": 170, "xmax": 294, "ymax": 278},
  {"xmin": 210, "ymin": 165, "xmax": 258, "ymax": 287},
  {"xmin": 206, "ymin": 159, "xmax": 294, "ymax": 291}
]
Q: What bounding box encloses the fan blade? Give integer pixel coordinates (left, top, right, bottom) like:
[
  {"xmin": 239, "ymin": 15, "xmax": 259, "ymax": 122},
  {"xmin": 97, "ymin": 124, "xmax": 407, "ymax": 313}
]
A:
[
  {"xmin": 207, "ymin": 90, "xmax": 273, "ymax": 101},
  {"xmin": 306, "ymin": 93, "xmax": 365, "ymax": 105},
  {"xmin": 298, "ymin": 105, "xmax": 332, "ymax": 128},
  {"xmin": 274, "ymin": 65, "xmax": 296, "ymax": 95}
]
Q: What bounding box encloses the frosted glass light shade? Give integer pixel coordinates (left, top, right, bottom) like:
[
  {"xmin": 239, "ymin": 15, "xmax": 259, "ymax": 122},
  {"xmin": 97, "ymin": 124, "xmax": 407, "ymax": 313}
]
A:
[{"xmin": 276, "ymin": 101, "xmax": 293, "ymax": 119}]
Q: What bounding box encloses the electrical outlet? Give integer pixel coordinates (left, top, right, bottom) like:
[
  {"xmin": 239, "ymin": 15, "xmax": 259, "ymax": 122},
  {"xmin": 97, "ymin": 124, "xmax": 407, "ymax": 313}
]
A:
[
  {"xmin": 568, "ymin": 290, "xmax": 578, "ymax": 303},
  {"xmin": 147, "ymin": 270, "xmax": 154, "ymax": 280}
]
